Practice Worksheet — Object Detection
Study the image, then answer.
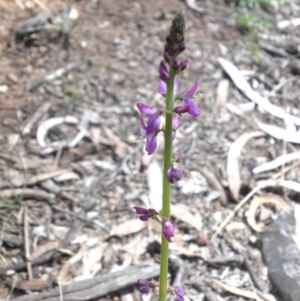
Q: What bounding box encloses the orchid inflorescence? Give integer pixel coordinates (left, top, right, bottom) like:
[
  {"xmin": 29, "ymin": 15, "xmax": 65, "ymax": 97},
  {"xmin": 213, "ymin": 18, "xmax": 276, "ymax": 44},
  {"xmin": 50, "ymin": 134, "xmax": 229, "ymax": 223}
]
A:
[{"xmin": 135, "ymin": 9, "xmax": 201, "ymax": 301}]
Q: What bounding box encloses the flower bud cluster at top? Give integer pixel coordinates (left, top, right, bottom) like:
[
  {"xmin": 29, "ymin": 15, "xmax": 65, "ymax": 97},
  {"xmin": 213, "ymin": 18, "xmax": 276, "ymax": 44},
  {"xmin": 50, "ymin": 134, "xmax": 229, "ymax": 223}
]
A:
[{"xmin": 136, "ymin": 9, "xmax": 201, "ymax": 301}]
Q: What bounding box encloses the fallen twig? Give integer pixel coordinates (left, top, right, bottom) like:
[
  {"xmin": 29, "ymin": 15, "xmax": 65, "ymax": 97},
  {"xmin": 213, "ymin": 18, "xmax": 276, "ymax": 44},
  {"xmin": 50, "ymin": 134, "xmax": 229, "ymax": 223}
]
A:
[
  {"xmin": 26, "ymin": 59, "xmax": 87, "ymax": 91},
  {"xmin": 9, "ymin": 263, "xmax": 160, "ymax": 301}
]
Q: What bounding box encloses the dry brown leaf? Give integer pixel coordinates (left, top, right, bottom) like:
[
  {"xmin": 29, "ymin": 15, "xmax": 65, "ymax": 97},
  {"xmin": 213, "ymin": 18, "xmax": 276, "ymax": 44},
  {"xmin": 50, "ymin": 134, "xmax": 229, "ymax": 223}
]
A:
[
  {"xmin": 257, "ymin": 179, "xmax": 300, "ymax": 193},
  {"xmin": 253, "ymin": 152, "xmax": 300, "ymax": 174},
  {"xmin": 28, "ymin": 241, "xmax": 59, "ymax": 261},
  {"xmin": 213, "ymin": 279, "xmax": 266, "ymax": 301},
  {"xmin": 227, "ymin": 132, "xmax": 264, "ymax": 201},
  {"xmin": 171, "ymin": 204, "xmax": 203, "ymax": 232},
  {"xmin": 109, "ymin": 219, "xmax": 147, "ymax": 237},
  {"xmin": 247, "ymin": 193, "xmax": 290, "ymax": 232},
  {"xmin": 103, "ymin": 126, "xmax": 128, "ymax": 159}
]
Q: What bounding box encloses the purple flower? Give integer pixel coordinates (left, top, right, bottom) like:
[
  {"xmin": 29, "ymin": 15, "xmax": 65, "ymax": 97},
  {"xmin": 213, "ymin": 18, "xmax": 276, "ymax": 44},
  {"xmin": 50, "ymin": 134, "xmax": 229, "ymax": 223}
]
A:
[
  {"xmin": 171, "ymin": 286, "xmax": 185, "ymax": 301},
  {"xmin": 137, "ymin": 279, "xmax": 158, "ymax": 294},
  {"xmin": 163, "ymin": 219, "xmax": 175, "ymax": 242},
  {"xmin": 158, "ymin": 76, "xmax": 179, "ymax": 96},
  {"xmin": 167, "ymin": 166, "xmax": 184, "ymax": 183},
  {"xmin": 159, "ymin": 61, "xmax": 169, "ymax": 81},
  {"xmin": 137, "ymin": 103, "xmax": 164, "ymax": 155},
  {"xmin": 140, "ymin": 118, "xmax": 157, "ymax": 155},
  {"xmin": 137, "ymin": 103, "xmax": 162, "ymax": 134},
  {"xmin": 134, "ymin": 206, "xmax": 157, "ymax": 221},
  {"xmin": 173, "ymin": 80, "xmax": 201, "ymax": 117}
]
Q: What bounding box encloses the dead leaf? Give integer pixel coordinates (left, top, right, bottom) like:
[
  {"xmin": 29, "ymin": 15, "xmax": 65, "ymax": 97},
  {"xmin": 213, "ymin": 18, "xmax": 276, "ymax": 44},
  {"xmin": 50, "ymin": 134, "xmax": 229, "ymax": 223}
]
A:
[
  {"xmin": 28, "ymin": 241, "xmax": 59, "ymax": 261},
  {"xmin": 257, "ymin": 179, "xmax": 300, "ymax": 193},
  {"xmin": 109, "ymin": 219, "xmax": 147, "ymax": 237},
  {"xmin": 171, "ymin": 204, "xmax": 203, "ymax": 232},
  {"xmin": 227, "ymin": 132, "xmax": 264, "ymax": 201},
  {"xmin": 247, "ymin": 194, "xmax": 290, "ymax": 232},
  {"xmin": 253, "ymin": 152, "xmax": 300, "ymax": 174},
  {"xmin": 257, "ymin": 122, "xmax": 300, "ymax": 144}
]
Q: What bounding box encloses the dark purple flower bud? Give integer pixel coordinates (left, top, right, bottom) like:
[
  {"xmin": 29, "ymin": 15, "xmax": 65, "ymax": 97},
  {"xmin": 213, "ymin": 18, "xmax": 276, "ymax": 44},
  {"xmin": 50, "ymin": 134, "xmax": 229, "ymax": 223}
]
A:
[
  {"xmin": 167, "ymin": 166, "xmax": 184, "ymax": 184},
  {"xmin": 163, "ymin": 219, "xmax": 175, "ymax": 242},
  {"xmin": 137, "ymin": 279, "xmax": 158, "ymax": 294},
  {"xmin": 134, "ymin": 206, "xmax": 158, "ymax": 221},
  {"xmin": 171, "ymin": 286, "xmax": 185, "ymax": 301},
  {"xmin": 159, "ymin": 61, "xmax": 169, "ymax": 81},
  {"xmin": 169, "ymin": 44, "xmax": 179, "ymax": 56},
  {"xmin": 180, "ymin": 59, "xmax": 189, "ymax": 71},
  {"xmin": 170, "ymin": 9, "xmax": 186, "ymax": 39},
  {"xmin": 163, "ymin": 51, "xmax": 170, "ymax": 64},
  {"xmin": 172, "ymin": 57, "xmax": 180, "ymax": 71},
  {"xmin": 178, "ymin": 42, "xmax": 186, "ymax": 53}
]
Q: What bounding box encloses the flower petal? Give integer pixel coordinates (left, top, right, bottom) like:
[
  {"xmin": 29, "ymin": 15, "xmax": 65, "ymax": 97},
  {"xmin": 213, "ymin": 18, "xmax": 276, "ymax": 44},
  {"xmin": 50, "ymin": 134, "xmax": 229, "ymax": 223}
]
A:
[
  {"xmin": 134, "ymin": 206, "xmax": 149, "ymax": 215},
  {"xmin": 184, "ymin": 80, "xmax": 200, "ymax": 99},
  {"xmin": 146, "ymin": 135, "xmax": 157, "ymax": 155},
  {"xmin": 167, "ymin": 166, "xmax": 184, "ymax": 183},
  {"xmin": 140, "ymin": 287, "xmax": 150, "ymax": 294},
  {"xmin": 184, "ymin": 99, "xmax": 200, "ymax": 117},
  {"xmin": 146, "ymin": 114, "xmax": 161, "ymax": 134},
  {"xmin": 163, "ymin": 220, "xmax": 175, "ymax": 242},
  {"xmin": 158, "ymin": 80, "xmax": 167, "ymax": 95},
  {"xmin": 172, "ymin": 115, "xmax": 179, "ymax": 130},
  {"xmin": 137, "ymin": 103, "xmax": 157, "ymax": 116},
  {"xmin": 137, "ymin": 279, "xmax": 151, "ymax": 286}
]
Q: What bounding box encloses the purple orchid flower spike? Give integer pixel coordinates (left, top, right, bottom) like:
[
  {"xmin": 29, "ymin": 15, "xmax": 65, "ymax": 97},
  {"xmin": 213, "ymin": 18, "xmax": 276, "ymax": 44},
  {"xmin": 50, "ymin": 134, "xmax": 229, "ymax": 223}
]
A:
[
  {"xmin": 137, "ymin": 279, "xmax": 158, "ymax": 294},
  {"xmin": 158, "ymin": 76, "xmax": 179, "ymax": 96},
  {"xmin": 167, "ymin": 166, "xmax": 184, "ymax": 183},
  {"xmin": 163, "ymin": 219, "xmax": 175, "ymax": 242}
]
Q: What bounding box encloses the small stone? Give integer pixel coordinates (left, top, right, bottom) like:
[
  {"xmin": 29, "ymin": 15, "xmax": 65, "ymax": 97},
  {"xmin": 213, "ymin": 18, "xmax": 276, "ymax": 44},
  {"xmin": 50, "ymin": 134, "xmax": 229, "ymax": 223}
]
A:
[
  {"xmin": 0, "ymin": 85, "xmax": 8, "ymax": 93},
  {"xmin": 81, "ymin": 41, "xmax": 87, "ymax": 48},
  {"xmin": 7, "ymin": 73, "xmax": 19, "ymax": 84},
  {"xmin": 39, "ymin": 46, "xmax": 48, "ymax": 54}
]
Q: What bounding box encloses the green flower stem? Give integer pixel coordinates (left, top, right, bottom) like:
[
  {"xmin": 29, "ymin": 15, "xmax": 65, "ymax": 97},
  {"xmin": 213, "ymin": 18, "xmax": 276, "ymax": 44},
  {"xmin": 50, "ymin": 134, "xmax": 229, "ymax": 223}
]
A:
[{"xmin": 159, "ymin": 67, "xmax": 175, "ymax": 301}]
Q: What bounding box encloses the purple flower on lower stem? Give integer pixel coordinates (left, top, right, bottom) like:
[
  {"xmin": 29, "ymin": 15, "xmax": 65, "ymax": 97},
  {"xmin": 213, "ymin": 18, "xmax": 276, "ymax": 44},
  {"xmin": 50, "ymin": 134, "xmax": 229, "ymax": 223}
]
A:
[
  {"xmin": 137, "ymin": 279, "xmax": 158, "ymax": 294},
  {"xmin": 134, "ymin": 206, "xmax": 158, "ymax": 221},
  {"xmin": 163, "ymin": 219, "xmax": 175, "ymax": 242},
  {"xmin": 167, "ymin": 166, "xmax": 184, "ymax": 183},
  {"xmin": 170, "ymin": 286, "xmax": 185, "ymax": 301}
]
